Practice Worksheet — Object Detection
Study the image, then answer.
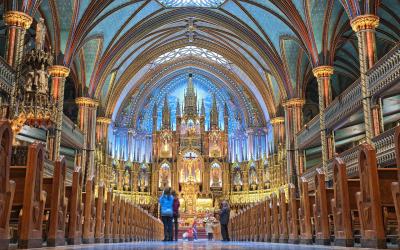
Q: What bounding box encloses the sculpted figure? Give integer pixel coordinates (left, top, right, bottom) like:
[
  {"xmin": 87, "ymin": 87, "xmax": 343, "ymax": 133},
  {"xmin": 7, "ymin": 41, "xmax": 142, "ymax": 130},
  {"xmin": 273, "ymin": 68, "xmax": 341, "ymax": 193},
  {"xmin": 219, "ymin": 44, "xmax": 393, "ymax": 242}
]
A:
[{"xmin": 35, "ymin": 18, "xmax": 46, "ymax": 51}]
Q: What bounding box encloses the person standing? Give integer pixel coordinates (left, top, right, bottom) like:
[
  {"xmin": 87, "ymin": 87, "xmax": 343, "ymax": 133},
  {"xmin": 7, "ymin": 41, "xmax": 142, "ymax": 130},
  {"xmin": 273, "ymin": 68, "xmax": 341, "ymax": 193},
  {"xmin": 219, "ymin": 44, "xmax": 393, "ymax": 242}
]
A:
[
  {"xmin": 220, "ymin": 200, "xmax": 230, "ymax": 241},
  {"xmin": 204, "ymin": 212, "xmax": 216, "ymax": 241},
  {"xmin": 159, "ymin": 187, "xmax": 174, "ymax": 241},
  {"xmin": 192, "ymin": 218, "xmax": 198, "ymax": 240},
  {"xmin": 172, "ymin": 190, "xmax": 180, "ymax": 241}
]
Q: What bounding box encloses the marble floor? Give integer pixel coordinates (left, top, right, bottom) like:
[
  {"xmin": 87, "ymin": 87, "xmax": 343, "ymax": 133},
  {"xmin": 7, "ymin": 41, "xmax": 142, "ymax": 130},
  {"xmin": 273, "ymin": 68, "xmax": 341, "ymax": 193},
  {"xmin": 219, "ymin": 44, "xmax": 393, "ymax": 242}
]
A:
[{"xmin": 34, "ymin": 240, "xmax": 389, "ymax": 250}]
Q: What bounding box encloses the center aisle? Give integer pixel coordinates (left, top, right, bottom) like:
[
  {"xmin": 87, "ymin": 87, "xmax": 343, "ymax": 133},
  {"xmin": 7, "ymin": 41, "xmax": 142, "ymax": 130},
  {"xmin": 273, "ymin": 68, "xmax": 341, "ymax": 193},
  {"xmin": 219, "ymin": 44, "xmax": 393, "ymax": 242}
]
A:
[{"xmin": 39, "ymin": 240, "xmax": 371, "ymax": 250}]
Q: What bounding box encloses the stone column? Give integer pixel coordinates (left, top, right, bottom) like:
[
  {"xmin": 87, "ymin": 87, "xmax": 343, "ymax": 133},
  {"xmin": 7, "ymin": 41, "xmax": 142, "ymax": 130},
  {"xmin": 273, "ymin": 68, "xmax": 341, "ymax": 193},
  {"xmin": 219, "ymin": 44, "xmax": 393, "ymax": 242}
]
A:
[
  {"xmin": 270, "ymin": 117, "xmax": 285, "ymax": 150},
  {"xmin": 371, "ymin": 102, "xmax": 384, "ymax": 136},
  {"xmin": 76, "ymin": 97, "xmax": 98, "ymax": 184},
  {"xmin": 96, "ymin": 117, "xmax": 112, "ymax": 185},
  {"xmin": 350, "ymin": 15, "xmax": 379, "ymax": 143},
  {"xmin": 47, "ymin": 65, "xmax": 70, "ymax": 161},
  {"xmin": 283, "ymin": 98, "xmax": 304, "ymax": 185},
  {"xmin": 4, "ymin": 11, "xmax": 32, "ymax": 118},
  {"xmin": 4, "ymin": 11, "xmax": 32, "ymax": 68},
  {"xmin": 312, "ymin": 66, "xmax": 334, "ymax": 175}
]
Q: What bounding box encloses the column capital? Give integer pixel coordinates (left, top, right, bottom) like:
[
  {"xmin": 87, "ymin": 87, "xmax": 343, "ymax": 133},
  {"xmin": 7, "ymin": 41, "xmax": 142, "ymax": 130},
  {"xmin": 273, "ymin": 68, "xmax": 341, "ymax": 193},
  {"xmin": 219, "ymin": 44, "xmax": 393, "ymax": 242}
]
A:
[
  {"xmin": 283, "ymin": 98, "xmax": 305, "ymax": 107},
  {"xmin": 97, "ymin": 117, "xmax": 112, "ymax": 124},
  {"xmin": 270, "ymin": 116, "xmax": 285, "ymax": 124},
  {"xmin": 312, "ymin": 65, "xmax": 334, "ymax": 78},
  {"xmin": 76, "ymin": 97, "xmax": 99, "ymax": 107},
  {"xmin": 48, "ymin": 65, "xmax": 70, "ymax": 78},
  {"xmin": 350, "ymin": 14, "xmax": 379, "ymax": 32},
  {"xmin": 4, "ymin": 11, "xmax": 32, "ymax": 29}
]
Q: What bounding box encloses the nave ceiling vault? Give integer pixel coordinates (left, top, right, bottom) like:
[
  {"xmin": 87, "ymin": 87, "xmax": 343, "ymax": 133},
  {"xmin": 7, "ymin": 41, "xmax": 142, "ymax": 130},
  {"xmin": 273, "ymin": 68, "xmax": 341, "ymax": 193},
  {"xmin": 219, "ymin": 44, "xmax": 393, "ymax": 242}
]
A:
[{"xmin": 1, "ymin": 0, "xmax": 399, "ymax": 129}]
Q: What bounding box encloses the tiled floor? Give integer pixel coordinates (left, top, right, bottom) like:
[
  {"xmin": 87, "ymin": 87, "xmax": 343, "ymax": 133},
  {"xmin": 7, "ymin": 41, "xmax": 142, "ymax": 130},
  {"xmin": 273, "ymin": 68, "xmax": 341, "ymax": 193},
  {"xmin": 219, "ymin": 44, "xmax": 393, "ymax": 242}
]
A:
[{"xmin": 36, "ymin": 240, "xmax": 386, "ymax": 250}]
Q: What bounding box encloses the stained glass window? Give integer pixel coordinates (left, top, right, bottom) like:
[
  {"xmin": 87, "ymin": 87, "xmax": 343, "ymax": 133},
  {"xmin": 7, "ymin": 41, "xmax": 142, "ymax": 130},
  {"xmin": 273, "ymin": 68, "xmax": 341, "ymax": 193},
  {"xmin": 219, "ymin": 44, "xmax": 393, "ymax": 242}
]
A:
[
  {"xmin": 153, "ymin": 46, "xmax": 230, "ymax": 67},
  {"xmin": 157, "ymin": 0, "xmax": 225, "ymax": 8}
]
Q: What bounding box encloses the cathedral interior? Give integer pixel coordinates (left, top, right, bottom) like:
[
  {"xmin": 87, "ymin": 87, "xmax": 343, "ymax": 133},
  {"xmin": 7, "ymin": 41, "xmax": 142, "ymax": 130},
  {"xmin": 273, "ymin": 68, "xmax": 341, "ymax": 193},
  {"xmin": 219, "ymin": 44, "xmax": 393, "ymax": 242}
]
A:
[{"xmin": 0, "ymin": 0, "xmax": 399, "ymax": 249}]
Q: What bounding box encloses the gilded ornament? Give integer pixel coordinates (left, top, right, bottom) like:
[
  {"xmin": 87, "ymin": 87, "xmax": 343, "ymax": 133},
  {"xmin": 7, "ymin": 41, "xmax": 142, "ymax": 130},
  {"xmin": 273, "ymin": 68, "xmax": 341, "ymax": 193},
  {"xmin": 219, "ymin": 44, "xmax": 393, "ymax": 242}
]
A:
[
  {"xmin": 270, "ymin": 117, "xmax": 284, "ymax": 124},
  {"xmin": 97, "ymin": 117, "xmax": 112, "ymax": 124},
  {"xmin": 283, "ymin": 98, "xmax": 305, "ymax": 107},
  {"xmin": 350, "ymin": 14, "xmax": 379, "ymax": 32},
  {"xmin": 3, "ymin": 11, "xmax": 32, "ymax": 29},
  {"xmin": 48, "ymin": 65, "xmax": 70, "ymax": 78},
  {"xmin": 75, "ymin": 97, "xmax": 99, "ymax": 107},
  {"xmin": 312, "ymin": 65, "xmax": 334, "ymax": 78}
]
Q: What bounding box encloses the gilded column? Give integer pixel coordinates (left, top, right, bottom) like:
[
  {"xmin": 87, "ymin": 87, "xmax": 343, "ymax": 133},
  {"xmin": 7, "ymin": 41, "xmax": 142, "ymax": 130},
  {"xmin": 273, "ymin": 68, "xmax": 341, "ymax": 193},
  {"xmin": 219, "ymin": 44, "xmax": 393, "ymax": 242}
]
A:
[
  {"xmin": 96, "ymin": 117, "xmax": 112, "ymax": 185},
  {"xmin": 47, "ymin": 65, "xmax": 70, "ymax": 160},
  {"xmin": 270, "ymin": 117, "xmax": 285, "ymax": 150},
  {"xmin": 283, "ymin": 98, "xmax": 304, "ymax": 185},
  {"xmin": 371, "ymin": 101, "xmax": 384, "ymax": 136},
  {"xmin": 312, "ymin": 66, "xmax": 334, "ymax": 175},
  {"xmin": 350, "ymin": 15, "xmax": 379, "ymax": 143},
  {"xmin": 76, "ymin": 97, "xmax": 98, "ymax": 184},
  {"xmin": 4, "ymin": 11, "xmax": 32, "ymax": 68}
]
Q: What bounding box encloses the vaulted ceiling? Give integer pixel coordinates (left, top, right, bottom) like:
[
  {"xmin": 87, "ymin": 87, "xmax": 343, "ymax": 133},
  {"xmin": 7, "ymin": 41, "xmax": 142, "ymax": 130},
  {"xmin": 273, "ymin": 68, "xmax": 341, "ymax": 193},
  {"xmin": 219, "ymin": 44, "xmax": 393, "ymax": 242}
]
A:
[{"xmin": 1, "ymin": 0, "xmax": 399, "ymax": 130}]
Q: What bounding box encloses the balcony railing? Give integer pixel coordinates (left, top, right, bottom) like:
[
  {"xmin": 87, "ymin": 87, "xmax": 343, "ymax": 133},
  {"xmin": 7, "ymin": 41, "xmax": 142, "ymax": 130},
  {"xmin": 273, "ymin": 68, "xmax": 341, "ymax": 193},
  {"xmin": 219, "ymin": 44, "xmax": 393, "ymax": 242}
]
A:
[
  {"xmin": 0, "ymin": 56, "xmax": 14, "ymax": 94},
  {"xmin": 302, "ymin": 126, "xmax": 398, "ymax": 189},
  {"xmin": 296, "ymin": 115, "xmax": 320, "ymax": 148},
  {"xmin": 324, "ymin": 79, "xmax": 362, "ymax": 129},
  {"xmin": 368, "ymin": 43, "xmax": 400, "ymax": 96},
  {"xmin": 372, "ymin": 126, "xmax": 397, "ymax": 167}
]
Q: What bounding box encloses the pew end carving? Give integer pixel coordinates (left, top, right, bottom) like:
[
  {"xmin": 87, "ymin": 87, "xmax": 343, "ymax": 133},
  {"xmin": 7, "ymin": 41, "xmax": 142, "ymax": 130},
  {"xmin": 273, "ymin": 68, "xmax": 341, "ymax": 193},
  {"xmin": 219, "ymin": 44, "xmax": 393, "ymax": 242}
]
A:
[
  {"xmin": 0, "ymin": 121, "xmax": 14, "ymax": 250},
  {"xmin": 66, "ymin": 166, "xmax": 83, "ymax": 245},
  {"xmin": 10, "ymin": 143, "xmax": 47, "ymax": 249}
]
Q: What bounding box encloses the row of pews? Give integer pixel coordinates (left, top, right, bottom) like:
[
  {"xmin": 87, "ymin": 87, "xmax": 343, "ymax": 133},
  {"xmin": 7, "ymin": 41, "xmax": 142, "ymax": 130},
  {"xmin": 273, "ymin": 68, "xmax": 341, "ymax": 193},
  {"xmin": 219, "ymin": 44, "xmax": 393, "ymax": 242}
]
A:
[
  {"xmin": 0, "ymin": 121, "xmax": 163, "ymax": 249},
  {"xmin": 230, "ymin": 127, "xmax": 400, "ymax": 248}
]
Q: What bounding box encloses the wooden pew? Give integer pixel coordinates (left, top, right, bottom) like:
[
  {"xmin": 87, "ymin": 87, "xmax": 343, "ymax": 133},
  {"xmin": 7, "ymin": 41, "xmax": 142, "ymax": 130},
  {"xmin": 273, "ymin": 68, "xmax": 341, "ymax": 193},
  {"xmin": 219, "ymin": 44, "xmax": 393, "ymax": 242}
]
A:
[
  {"xmin": 391, "ymin": 126, "xmax": 400, "ymax": 246},
  {"xmin": 258, "ymin": 201, "xmax": 265, "ymax": 241},
  {"xmin": 298, "ymin": 177, "xmax": 314, "ymax": 244},
  {"xmin": 331, "ymin": 157, "xmax": 359, "ymax": 247},
  {"xmin": 279, "ymin": 188, "xmax": 288, "ymax": 243},
  {"xmin": 10, "ymin": 143, "xmax": 47, "ymax": 249},
  {"xmin": 112, "ymin": 194, "xmax": 120, "ymax": 242},
  {"xmin": 119, "ymin": 199, "xmax": 126, "ymax": 242},
  {"xmin": 66, "ymin": 167, "xmax": 83, "ymax": 245},
  {"xmin": 104, "ymin": 188, "xmax": 113, "ymax": 243},
  {"xmin": 82, "ymin": 176, "xmax": 96, "ymax": 244},
  {"xmin": 44, "ymin": 158, "xmax": 67, "ymax": 246},
  {"xmin": 313, "ymin": 168, "xmax": 333, "ymax": 245},
  {"xmin": 264, "ymin": 196, "xmax": 272, "ymax": 242},
  {"xmin": 271, "ymin": 193, "xmax": 279, "ymax": 243},
  {"xmin": 94, "ymin": 183, "xmax": 105, "ymax": 243},
  {"xmin": 356, "ymin": 143, "xmax": 399, "ymax": 248},
  {"xmin": 0, "ymin": 121, "xmax": 14, "ymax": 250},
  {"xmin": 288, "ymin": 183, "xmax": 300, "ymax": 244}
]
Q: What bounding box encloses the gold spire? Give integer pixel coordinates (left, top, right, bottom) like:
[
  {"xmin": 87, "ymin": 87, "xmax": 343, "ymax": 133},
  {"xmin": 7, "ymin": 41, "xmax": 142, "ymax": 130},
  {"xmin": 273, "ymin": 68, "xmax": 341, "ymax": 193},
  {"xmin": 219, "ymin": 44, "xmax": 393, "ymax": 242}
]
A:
[
  {"xmin": 162, "ymin": 96, "xmax": 170, "ymax": 129},
  {"xmin": 183, "ymin": 73, "xmax": 198, "ymax": 116}
]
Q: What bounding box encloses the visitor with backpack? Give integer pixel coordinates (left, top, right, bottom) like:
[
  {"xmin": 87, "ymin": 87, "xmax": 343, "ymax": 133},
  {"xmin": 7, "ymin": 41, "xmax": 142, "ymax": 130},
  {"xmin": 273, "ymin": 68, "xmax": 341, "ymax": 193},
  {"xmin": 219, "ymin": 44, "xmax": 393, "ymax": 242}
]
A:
[{"xmin": 159, "ymin": 187, "xmax": 174, "ymax": 241}]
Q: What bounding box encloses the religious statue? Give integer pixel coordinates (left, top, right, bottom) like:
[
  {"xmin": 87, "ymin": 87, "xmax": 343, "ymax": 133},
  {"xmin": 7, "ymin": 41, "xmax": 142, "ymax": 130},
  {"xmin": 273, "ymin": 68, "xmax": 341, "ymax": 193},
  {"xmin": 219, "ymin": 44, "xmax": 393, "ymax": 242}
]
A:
[
  {"xmin": 35, "ymin": 18, "xmax": 46, "ymax": 51},
  {"xmin": 25, "ymin": 66, "xmax": 34, "ymax": 92},
  {"xmin": 123, "ymin": 169, "xmax": 130, "ymax": 191},
  {"xmin": 159, "ymin": 164, "xmax": 170, "ymax": 188},
  {"xmin": 36, "ymin": 64, "xmax": 49, "ymax": 95},
  {"xmin": 233, "ymin": 169, "xmax": 242, "ymax": 186},
  {"xmin": 211, "ymin": 166, "xmax": 221, "ymax": 187}
]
